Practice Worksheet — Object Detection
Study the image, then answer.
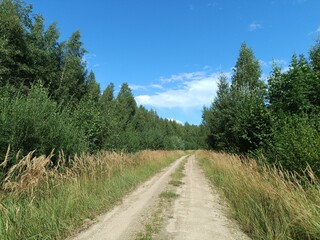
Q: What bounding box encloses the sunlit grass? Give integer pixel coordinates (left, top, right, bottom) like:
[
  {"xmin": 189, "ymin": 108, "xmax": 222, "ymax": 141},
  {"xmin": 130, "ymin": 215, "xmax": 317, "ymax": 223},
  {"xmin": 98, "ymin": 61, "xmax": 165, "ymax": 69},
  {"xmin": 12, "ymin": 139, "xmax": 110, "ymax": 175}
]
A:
[
  {"xmin": 0, "ymin": 150, "xmax": 184, "ymax": 240},
  {"xmin": 197, "ymin": 150, "xmax": 320, "ymax": 240}
]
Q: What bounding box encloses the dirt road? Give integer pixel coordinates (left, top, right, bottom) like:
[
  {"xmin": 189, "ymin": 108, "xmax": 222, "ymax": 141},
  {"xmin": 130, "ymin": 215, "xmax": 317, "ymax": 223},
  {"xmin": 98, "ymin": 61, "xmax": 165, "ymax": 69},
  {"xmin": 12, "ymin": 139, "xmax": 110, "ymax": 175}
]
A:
[
  {"xmin": 160, "ymin": 155, "xmax": 249, "ymax": 240},
  {"xmin": 71, "ymin": 155, "xmax": 249, "ymax": 240},
  {"xmin": 72, "ymin": 156, "xmax": 187, "ymax": 240}
]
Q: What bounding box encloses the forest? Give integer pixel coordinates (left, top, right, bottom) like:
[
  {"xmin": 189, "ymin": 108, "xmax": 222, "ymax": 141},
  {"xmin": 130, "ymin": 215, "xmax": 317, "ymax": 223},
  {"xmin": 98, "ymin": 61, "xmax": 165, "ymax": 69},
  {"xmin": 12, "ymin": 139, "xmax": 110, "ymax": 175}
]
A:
[
  {"xmin": 0, "ymin": 0, "xmax": 205, "ymax": 178},
  {"xmin": 1, "ymin": 0, "xmax": 320, "ymax": 178},
  {"xmin": 1, "ymin": 1, "xmax": 320, "ymax": 239},
  {"xmin": 202, "ymin": 42, "xmax": 320, "ymax": 175}
]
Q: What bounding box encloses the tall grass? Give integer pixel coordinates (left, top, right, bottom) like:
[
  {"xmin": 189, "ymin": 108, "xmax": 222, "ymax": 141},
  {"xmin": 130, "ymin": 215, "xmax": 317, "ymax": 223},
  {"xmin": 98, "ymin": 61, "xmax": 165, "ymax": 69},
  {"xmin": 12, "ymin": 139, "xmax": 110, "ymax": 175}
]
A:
[
  {"xmin": 0, "ymin": 150, "xmax": 184, "ymax": 239},
  {"xmin": 197, "ymin": 150, "xmax": 320, "ymax": 240}
]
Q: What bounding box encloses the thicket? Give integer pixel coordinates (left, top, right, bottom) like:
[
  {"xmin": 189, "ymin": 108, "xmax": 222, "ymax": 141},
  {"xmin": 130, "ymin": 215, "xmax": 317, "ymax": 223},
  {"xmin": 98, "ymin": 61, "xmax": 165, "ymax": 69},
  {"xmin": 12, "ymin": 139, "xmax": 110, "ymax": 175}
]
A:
[
  {"xmin": 0, "ymin": 0, "xmax": 205, "ymax": 177},
  {"xmin": 202, "ymin": 42, "xmax": 320, "ymax": 175}
]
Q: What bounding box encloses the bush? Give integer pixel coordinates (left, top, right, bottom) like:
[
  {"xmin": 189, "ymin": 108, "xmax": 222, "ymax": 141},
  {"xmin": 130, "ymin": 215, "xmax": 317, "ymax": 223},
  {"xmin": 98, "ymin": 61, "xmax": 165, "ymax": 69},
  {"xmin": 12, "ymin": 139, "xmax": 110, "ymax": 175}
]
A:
[
  {"xmin": 264, "ymin": 114, "xmax": 320, "ymax": 175},
  {"xmin": 0, "ymin": 85, "xmax": 88, "ymax": 172}
]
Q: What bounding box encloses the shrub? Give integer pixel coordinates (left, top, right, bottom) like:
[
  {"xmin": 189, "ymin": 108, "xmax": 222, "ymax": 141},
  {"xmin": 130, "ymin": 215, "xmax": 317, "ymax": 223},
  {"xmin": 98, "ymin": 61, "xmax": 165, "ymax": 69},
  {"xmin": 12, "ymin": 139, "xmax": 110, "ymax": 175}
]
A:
[
  {"xmin": 0, "ymin": 85, "xmax": 88, "ymax": 174},
  {"xmin": 264, "ymin": 114, "xmax": 320, "ymax": 175}
]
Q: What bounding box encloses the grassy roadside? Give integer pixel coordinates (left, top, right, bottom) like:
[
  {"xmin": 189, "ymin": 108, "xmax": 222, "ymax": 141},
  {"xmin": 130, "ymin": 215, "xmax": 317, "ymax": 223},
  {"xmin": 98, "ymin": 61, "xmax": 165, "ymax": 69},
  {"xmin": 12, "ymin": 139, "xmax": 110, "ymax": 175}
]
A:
[
  {"xmin": 136, "ymin": 158, "xmax": 187, "ymax": 240},
  {"xmin": 197, "ymin": 150, "xmax": 320, "ymax": 240},
  {"xmin": 0, "ymin": 150, "xmax": 185, "ymax": 240}
]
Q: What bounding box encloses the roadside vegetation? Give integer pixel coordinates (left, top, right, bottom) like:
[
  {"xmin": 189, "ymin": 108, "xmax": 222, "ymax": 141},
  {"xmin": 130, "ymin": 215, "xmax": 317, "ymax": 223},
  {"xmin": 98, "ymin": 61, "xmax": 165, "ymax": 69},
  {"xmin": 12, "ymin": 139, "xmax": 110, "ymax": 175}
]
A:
[
  {"xmin": 202, "ymin": 41, "xmax": 320, "ymax": 176},
  {"xmin": 0, "ymin": 0, "xmax": 204, "ymax": 179},
  {"xmin": 197, "ymin": 150, "xmax": 320, "ymax": 240},
  {"xmin": 0, "ymin": 150, "xmax": 184, "ymax": 239}
]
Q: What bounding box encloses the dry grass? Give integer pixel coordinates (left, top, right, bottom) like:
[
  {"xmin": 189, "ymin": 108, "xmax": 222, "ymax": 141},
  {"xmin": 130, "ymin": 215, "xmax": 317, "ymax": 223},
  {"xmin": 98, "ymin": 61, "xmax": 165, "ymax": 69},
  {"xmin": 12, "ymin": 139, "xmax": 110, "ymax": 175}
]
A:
[
  {"xmin": 197, "ymin": 150, "xmax": 320, "ymax": 240},
  {"xmin": 0, "ymin": 149, "xmax": 184, "ymax": 239}
]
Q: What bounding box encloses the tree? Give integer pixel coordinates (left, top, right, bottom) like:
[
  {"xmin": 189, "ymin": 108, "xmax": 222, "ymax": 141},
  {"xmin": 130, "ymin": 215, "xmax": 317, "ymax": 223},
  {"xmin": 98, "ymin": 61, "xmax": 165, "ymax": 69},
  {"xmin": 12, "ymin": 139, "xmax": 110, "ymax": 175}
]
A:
[
  {"xmin": 0, "ymin": 0, "xmax": 32, "ymax": 88},
  {"xmin": 27, "ymin": 15, "xmax": 61, "ymax": 93},
  {"xmin": 116, "ymin": 83, "xmax": 137, "ymax": 127},
  {"xmin": 268, "ymin": 54, "xmax": 314, "ymax": 114},
  {"xmin": 100, "ymin": 82, "xmax": 114, "ymax": 106},
  {"xmin": 203, "ymin": 75, "xmax": 233, "ymax": 150},
  {"xmin": 203, "ymin": 43, "xmax": 270, "ymax": 153},
  {"xmin": 232, "ymin": 42, "xmax": 262, "ymax": 90},
  {"xmin": 85, "ymin": 71, "xmax": 100, "ymax": 101},
  {"xmin": 309, "ymin": 40, "xmax": 320, "ymax": 109},
  {"xmin": 98, "ymin": 83, "xmax": 117, "ymax": 150},
  {"xmin": 54, "ymin": 30, "xmax": 87, "ymax": 105}
]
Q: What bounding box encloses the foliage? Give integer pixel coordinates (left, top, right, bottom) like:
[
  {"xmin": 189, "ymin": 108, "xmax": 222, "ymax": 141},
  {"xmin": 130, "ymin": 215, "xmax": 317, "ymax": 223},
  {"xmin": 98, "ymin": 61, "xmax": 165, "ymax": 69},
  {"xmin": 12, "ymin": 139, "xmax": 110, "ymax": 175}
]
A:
[
  {"xmin": 0, "ymin": 0, "xmax": 204, "ymax": 178},
  {"xmin": 232, "ymin": 42, "xmax": 262, "ymax": 90},
  {"xmin": 268, "ymin": 55, "xmax": 314, "ymax": 114},
  {"xmin": 202, "ymin": 40, "xmax": 320, "ymax": 175},
  {"xmin": 203, "ymin": 63, "xmax": 269, "ymax": 153},
  {"xmin": 265, "ymin": 114, "xmax": 320, "ymax": 175},
  {"xmin": 0, "ymin": 85, "xmax": 88, "ymax": 170}
]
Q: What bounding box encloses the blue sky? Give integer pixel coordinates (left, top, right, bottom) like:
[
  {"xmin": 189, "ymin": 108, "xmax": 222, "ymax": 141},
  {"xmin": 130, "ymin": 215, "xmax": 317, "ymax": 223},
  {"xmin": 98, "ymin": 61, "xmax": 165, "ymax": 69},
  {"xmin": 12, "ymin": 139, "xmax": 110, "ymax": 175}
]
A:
[{"xmin": 28, "ymin": 0, "xmax": 320, "ymax": 125}]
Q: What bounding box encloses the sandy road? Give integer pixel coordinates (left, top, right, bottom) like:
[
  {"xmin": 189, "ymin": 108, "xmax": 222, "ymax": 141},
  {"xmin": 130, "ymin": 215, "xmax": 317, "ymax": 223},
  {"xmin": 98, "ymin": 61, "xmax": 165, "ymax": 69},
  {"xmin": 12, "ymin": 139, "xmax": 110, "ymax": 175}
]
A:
[
  {"xmin": 71, "ymin": 155, "xmax": 249, "ymax": 240},
  {"xmin": 72, "ymin": 155, "xmax": 187, "ymax": 240},
  {"xmin": 161, "ymin": 155, "xmax": 249, "ymax": 240}
]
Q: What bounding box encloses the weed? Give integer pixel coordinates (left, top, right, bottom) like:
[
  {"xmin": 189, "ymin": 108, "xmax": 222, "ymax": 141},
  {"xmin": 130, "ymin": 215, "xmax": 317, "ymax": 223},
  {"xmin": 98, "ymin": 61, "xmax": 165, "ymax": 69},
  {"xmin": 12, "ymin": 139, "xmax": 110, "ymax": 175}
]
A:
[
  {"xmin": 169, "ymin": 180, "xmax": 183, "ymax": 186},
  {"xmin": 160, "ymin": 191, "xmax": 179, "ymax": 199}
]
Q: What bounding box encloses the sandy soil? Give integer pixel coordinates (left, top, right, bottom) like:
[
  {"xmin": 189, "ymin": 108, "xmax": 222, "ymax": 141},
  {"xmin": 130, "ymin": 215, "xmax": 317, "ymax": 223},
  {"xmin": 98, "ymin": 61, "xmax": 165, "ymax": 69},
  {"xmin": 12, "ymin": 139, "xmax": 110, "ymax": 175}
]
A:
[
  {"xmin": 71, "ymin": 155, "xmax": 249, "ymax": 240},
  {"xmin": 71, "ymin": 155, "xmax": 187, "ymax": 240},
  {"xmin": 159, "ymin": 155, "xmax": 250, "ymax": 240}
]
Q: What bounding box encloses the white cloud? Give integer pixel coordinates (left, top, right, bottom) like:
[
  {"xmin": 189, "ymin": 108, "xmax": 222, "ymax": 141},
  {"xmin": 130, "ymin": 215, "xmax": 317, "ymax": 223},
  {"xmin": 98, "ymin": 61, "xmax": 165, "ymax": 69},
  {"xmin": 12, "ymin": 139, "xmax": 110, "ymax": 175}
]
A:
[
  {"xmin": 249, "ymin": 23, "xmax": 262, "ymax": 31},
  {"xmin": 259, "ymin": 60, "xmax": 268, "ymax": 67},
  {"xmin": 160, "ymin": 71, "xmax": 206, "ymax": 83},
  {"xmin": 129, "ymin": 84, "xmax": 164, "ymax": 91},
  {"xmin": 150, "ymin": 84, "xmax": 164, "ymax": 89},
  {"xmin": 272, "ymin": 59, "xmax": 287, "ymax": 66},
  {"xmin": 282, "ymin": 66, "xmax": 292, "ymax": 73},
  {"xmin": 136, "ymin": 72, "xmax": 231, "ymax": 108},
  {"xmin": 130, "ymin": 84, "xmax": 147, "ymax": 91},
  {"xmin": 166, "ymin": 118, "xmax": 183, "ymax": 125},
  {"xmin": 308, "ymin": 26, "xmax": 320, "ymax": 36},
  {"xmin": 259, "ymin": 59, "xmax": 287, "ymax": 68}
]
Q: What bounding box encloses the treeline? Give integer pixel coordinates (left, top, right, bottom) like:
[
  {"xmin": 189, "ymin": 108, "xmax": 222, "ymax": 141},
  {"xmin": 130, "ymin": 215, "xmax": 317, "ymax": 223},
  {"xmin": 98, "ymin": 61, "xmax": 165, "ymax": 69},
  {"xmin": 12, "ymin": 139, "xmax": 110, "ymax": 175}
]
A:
[
  {"xmin": 0, "ymin": 0, "xmax": 204, "ymax": 176},
  {"xmin": 202, "ymin": 42, "xmax": 320, "ymax": 175}
]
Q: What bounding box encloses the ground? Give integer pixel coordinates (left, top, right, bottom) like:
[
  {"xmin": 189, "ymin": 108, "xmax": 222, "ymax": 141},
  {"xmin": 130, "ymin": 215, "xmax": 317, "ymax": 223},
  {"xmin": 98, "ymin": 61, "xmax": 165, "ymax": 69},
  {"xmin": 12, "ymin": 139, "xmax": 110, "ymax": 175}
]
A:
[{"xmin": 70, "ymin": 155, "xmax": 249, "ymax": 240}]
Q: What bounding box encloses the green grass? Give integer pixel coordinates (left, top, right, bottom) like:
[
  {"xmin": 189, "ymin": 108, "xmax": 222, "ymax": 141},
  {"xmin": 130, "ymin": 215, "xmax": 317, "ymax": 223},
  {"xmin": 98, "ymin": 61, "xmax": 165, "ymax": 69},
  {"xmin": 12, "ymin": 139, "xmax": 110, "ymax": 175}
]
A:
[
  {"xmin": 197, "ymin": 150, "xmax": 320, "ymax": 240},
  {"xmin": 168, "ymin": 180, "xmax": 183, "ymax": 186},
  {"xmin": 159, "ymin": 191, "xmax": 179, "ymax": 199},
  {"xmin": 0, "ymin": 150, "xmax": 185, "ymax": 240},
  {"xmin": 170, "ymin": 159, "xmax": 186, "ymax": 184}
]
